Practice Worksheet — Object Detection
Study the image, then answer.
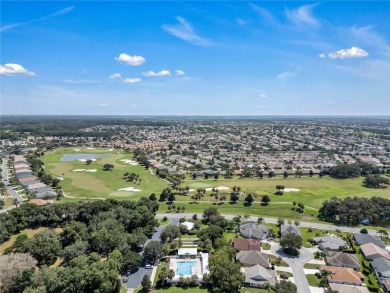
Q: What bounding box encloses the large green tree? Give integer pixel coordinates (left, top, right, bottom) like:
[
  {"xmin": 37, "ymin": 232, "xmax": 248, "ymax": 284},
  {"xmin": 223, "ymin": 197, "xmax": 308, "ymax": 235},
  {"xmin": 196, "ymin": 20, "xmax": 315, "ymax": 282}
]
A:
[
  {"xmin": 209, "ymin": 259, "xmax": 244, "ymax": 293},
  {"xmin": 280, "ymin": 233, "xmax": 302, "ymax": 255},
  {"xmin": 24, "ymin": 230, "xmax": 61, "ymax": 266},
  {"xmin": 143, "ymin": 241, "xmax": 163, "ymax": 263}
]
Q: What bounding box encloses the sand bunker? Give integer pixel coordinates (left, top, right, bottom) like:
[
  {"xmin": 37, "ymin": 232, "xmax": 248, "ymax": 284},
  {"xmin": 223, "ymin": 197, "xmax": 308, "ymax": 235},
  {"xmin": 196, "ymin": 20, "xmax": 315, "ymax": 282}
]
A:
[
  {"xmin": 56, "ymin": 177, "xmax": 64, "ymax": 181},
  {"xmin": 74, "ymin": 149, "xmax": 80, "ymax": 152},
  {"xmin": 118, "ymin": 187, "xmax": 142, "ymax": 192},
  {"xmin": 120, "ymin": 159, "xmax": 139, "ymax": 166},
  {"xmin": 72, "ymin": 169, "xmax": 97, "ymax": 172},
  {"xmin": 189, "ymin": 189, "xmax": 196, "ymax": 192},
  {"xmin": 106, "ymin": 149, "xmax": 114, "ymax": 151},
  {"xmin": 283, "ymin": 188, "xmax": 300, "ymax": 192},
  {"xmin": 78, "ymin": 158, "xmax": 97, "ymax": 162},
  {"xmin": 86, "ymin": 147, "xmax": 95, "ymax": 150},
  {"xmin": 206, "ymin": 186, "xmax": 230, "ymax": 191}
]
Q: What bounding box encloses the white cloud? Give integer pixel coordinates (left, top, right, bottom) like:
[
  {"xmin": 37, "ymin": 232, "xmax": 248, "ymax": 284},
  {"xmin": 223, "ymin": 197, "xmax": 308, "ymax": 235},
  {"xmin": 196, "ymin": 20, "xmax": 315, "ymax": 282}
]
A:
[
  {"xmin": 351, "ymin": 26, "xmax": 390, "ymax": 56},
  {"xmin": 320, "ymin": 47, "xmax": 369, "ymax": 59},
  {"xmin": 142, "ymin": 70, "xmax": 171, "ymax": 77},
  {"xmin": 1, "ymin": 6, "xmax": 74, "ymax": 32},
  {"xmin": 175, "ymin": 70, "xmax": 185, "ymax": 76},
  {"xmin": 123, "ymin": 78, "xmax": 142, "ymax": 84},
  {"xmin": 277, "ymin": 71, "xmax": 297, "ymax": 81},
  {"xmin": 162, "ymin": 16, "xmax": 211, "ymax": 46},
  {"xmin": 115, "ymin": 53, "xmax": 145, "ymax": 66},
  {"xmin": 0, "ymin": 63, "xmax": 35, "ymax": 76},
  {"xmin": 259, "ymin": 93, "xmax": 267, "ymax": 98},
  {"xmin": 285, "ymin": 3, "xmax": 320, "ymax": 27},
  {"xmin": 100, "ymin": 103, "xmax": 108, "ymax": 106},
  {"xmin": 110, "ymin": 73, "xmax": 122, "ymax": 79}
]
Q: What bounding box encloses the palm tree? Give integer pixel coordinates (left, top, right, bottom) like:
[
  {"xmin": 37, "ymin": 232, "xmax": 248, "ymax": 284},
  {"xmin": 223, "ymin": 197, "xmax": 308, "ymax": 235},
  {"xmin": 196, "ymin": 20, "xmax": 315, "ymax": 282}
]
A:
[
  {"xmin": 257, "ymin": 217, "xmax": 264, "ymax": 224},
  {"xmin": 378, "ymin": 229, "xmax": 389, "ymax": 239}
]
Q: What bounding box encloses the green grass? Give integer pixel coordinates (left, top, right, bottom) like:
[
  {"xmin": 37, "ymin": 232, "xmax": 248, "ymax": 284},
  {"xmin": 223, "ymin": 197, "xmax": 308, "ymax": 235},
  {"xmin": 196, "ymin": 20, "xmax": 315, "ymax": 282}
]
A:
[
  {"xmin": 306, "ymin": 274, "xmax": 322, "ymax": 287},
  {"xmin": 41, "ymin": 148, "xmax": 169, "ymax": 200},
  {"xmin": 0, "ymin": 227, "xmax": 63, "ymax": 254},
  {"xmin": 268, "ymin": 254, "xmax": 289, "ymax": 267},
  {"xmin": 154, "ymin": 286, "xmax": 210, "ymax": 293},
  {"xmin": 223, "ymin": 232, "xmax": 238, "ymax": 242},
  {"xmin": 277, "ymin": 271, "xmax": 293, "ymax": 277},
  {"xmin": 304, "ymin": 263, "xmax": 321, "ymax": 269},
  {"xmin": 1, "ymin": 196, "xmax": 14, "ymax": 208},
  {"xmin": 181, "ymin": 176, "xmax": 389, "ymax": 209},
  {"xmin": 160, "ymin": 218, "xmax": 172, "ymax": 226}
]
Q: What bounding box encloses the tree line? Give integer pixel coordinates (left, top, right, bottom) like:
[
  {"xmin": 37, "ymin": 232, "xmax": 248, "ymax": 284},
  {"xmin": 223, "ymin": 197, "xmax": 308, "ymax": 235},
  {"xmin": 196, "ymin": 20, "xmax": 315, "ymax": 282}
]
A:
[
  {"xmin": 0, "ymin": 198, "xmax": 159, "ymax": 292},
  {"xmin": 318, "ymin": 196, "xmax": 390, "ymax": 226}
]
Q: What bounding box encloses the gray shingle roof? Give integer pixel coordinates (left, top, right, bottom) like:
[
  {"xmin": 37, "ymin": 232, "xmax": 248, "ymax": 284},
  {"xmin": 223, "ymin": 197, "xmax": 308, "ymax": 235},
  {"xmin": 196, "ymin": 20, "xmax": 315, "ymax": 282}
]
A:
[{"xmin": 353, "ymin": 233, "xmax": 386, "ymax": 248}]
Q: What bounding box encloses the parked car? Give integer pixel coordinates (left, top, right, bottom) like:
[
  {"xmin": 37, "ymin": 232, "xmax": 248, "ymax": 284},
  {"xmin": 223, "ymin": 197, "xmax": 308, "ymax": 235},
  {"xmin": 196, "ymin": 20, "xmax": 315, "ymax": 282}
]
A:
[
  {"xmin": 123, "ymin": 275, "xmax": 128, "ymax": 282},
  {"xmin": 279, "ymin": 273, "xmax": 289, "ymax": 280},
  {"xmin": 145, "ymin": 264, "xmax": 153, "ymax": 269}
]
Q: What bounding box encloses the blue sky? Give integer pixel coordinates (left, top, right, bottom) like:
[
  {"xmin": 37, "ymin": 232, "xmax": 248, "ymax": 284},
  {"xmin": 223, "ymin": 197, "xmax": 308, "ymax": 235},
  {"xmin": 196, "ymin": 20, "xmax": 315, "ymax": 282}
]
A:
[{"xmin": 1, "ymin": 1, "xmax": 389, "ymax": 115}]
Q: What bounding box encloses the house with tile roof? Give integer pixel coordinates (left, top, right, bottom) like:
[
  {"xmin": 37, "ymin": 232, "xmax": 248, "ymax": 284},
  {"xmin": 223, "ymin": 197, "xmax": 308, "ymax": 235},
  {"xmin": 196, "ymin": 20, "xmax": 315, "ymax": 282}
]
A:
[
  {"xmin": 239, "ymin": 221, "xmax": 270, "ymax": 240},
  {"xmin": 325, "ymin": 252, "xmax": 360, "ymax": 270},
  {"xmin": 312, "ymin": 235, "xmax": 348, "ymax": 252},
  {"xmin": 242, "ymin": 264, "xmax": 277, "ymax": 288},
  {"xmin": 320, "ymin": 265, "xmax": 364, "ymax": 286},
  {"xmin": 372, "ymin": 257, "xmax": 390, "ymax": 278},
  {"xmin": 360, "ymin": 243, "xmax": 390, "ymax": 261},
  {"xmin": 280, "ymin": 224, "xmax": 301, "ymax": 237},
  {"xmin": 236, "ymin": 250, "xmax": 269, "ymax": 268},
  {"xmin": 354, "ymin": 233, "xmax": 386, "ymax": 249},
  {"xmin": 232, "ymin": 238, "xmax": 261, "ymax": 251},
  {"xmin": 328, "ymin": 283, "xmax": 369, "ymax": 293}
]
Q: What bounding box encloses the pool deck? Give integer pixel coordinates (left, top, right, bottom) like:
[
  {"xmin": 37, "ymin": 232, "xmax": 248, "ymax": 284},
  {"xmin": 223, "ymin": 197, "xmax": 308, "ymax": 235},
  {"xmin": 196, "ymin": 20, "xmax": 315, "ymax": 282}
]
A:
[{"xmin": 169, "ymin": 257, "xmax": 202, "ymax": 280}]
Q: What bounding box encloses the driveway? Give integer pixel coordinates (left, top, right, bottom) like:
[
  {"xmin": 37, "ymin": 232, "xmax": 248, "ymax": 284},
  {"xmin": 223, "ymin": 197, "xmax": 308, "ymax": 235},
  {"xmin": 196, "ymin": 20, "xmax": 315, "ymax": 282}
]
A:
[
  {"xmin": 271, "ymin": 243, "xmax": 313, "ymax": 293},
  {"xmin": 125, "ymin": 218, "xmax": 180, "ymax": 289}
]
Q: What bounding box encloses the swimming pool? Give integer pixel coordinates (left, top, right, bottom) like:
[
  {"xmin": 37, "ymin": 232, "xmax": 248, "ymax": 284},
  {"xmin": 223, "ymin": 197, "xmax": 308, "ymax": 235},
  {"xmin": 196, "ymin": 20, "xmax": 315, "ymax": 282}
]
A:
[{"xmin": 176, "ymin": 261, "xmax": 197, "ymax": 275}]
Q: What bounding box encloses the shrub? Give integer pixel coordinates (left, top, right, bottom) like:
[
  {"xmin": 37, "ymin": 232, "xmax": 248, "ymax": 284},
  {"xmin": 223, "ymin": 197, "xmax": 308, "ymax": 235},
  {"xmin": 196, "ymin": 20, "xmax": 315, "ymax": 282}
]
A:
[{"xmin": 162, "ymin": 216, "xmax": 168, "ymax": 222}]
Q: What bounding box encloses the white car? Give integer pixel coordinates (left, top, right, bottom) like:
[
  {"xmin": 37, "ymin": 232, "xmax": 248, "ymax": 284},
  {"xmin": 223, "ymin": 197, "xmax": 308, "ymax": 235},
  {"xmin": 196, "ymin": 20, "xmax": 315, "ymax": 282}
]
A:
[{"xmin": 145, "ymin": 264, "xmax": 153, "ymax": 269}]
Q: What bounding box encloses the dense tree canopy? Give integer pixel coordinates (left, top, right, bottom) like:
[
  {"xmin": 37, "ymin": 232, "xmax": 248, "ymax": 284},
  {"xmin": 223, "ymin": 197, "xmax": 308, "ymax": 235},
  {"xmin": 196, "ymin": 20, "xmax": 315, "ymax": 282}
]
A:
[{"xmin": 319, "ymin": 196, "xmax": 390, "ymax": 225}]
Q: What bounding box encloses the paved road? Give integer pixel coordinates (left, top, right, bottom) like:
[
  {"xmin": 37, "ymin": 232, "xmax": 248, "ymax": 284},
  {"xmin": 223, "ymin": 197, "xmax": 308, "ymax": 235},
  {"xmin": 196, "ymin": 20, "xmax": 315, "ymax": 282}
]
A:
[
  {"xmin": 156, "ymin": 213, "xmax": 379, "ymax": 235},
  {"xmin": 271, "ymin": 243, "xmax": 313, "ymax": 293},
  {"xmin": 125, "ymin": 218, "xmax": 180, "ymax": 289},
  {"xmin": 2, "ymin": 159, "xmax": 24, "ymax": 204}
]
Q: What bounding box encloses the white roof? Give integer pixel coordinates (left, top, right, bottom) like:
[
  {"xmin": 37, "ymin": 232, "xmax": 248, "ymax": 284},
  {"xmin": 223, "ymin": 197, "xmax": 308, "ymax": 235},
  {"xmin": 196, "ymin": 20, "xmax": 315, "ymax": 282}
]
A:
[
  {"xmin": 179, "ymin": 221, "xmax": 195, "ymax": 231},
  {"xmin": 201, "ymin": 253, "xmax": 209, "ymax": 274},
  {"xmin": 178, "ymin": 248, "xmax": 197, "ymax": 256}
]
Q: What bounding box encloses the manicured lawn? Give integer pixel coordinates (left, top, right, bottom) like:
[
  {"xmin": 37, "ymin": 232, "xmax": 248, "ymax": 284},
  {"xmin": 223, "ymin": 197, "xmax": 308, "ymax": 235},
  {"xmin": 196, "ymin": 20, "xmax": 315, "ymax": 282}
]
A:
[
  {"xmin": 304, "ymin": 263, "xmax": 321, "ymax": 269},
  {"xmin": 162, "ymin": 202, "xmax": 318, "ymax": 221},
  {"xmin": 277, "ymin": 271, "xmax": 293, "ymax": 277},
  {"xmin": 160, "ymin": 218, "xmax": 171, "ymax": 226},
  {"xmin": 181, "ymin": 176, "xmax": 389, "ymax": 209},
  {"xmin": 268, "ymin": 254, "xmax": 289, "ymax": 267},
  {"xmin": 153, "ymin": 286, "xmax": 210, "ymax": 293},
  {"xmin": 0, "ymin": 227, "xmax": 63, "ymax": 254},
  {"xmin": 1, "ymin": 196, "xmax": 14, "ymax": 208},
  {"xmin": 42, "ymin": 148, "xmax": 169, "ymax": 200},
  {"xmin": 306, "ymin": 274, "xmax": 322, "ymax": 287}
]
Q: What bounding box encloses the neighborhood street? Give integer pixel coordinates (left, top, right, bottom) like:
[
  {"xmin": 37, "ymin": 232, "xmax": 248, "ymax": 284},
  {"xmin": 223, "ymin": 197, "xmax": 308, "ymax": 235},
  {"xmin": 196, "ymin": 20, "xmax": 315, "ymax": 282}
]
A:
[
  {"xmin": 125, "ymin": 218, "xmax": 180, "ymax": 290},
  {"xmin": 271, "ymin": 243, "xmax": 313, "ymax": 293}
]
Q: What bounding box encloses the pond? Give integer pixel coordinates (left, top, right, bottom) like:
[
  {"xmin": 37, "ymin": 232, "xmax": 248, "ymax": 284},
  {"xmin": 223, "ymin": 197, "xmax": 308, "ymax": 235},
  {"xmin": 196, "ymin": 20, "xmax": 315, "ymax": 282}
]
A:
[{"xmin": 60, "ymin": 154, "xmax": 109, "ymax": 161}]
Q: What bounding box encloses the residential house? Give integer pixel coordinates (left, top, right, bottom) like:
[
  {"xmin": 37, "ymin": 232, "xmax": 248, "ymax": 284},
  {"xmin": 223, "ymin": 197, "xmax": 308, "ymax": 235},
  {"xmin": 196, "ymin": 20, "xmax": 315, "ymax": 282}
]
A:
[
  {"xmin": 328, "ymin": 283, "xmax": 369, "ymax": 293},
  {"xmin": 353, "ymin": 234, "xmax": 386, "ymax": 249},
  {"xmin": 239, "ymin": 221, "xmax": 270, "ymax": 240},
  {"xmin": 379, "ymin": 277, "xmax": 390, "ymax": 293},
  {"xmin": 280, "ymin": 224, "xmax": 301, "ymax": 237},
  {"xmin": 325, "ymin": 252, "xmax": 360, "ymax": 270},
  {"xmin": 242, "ymin": 264, "xmax": 277, "ymax": 288},
  {"xmin": 311, "ymin": 235, "xmax": 348, "ymax": 252},
  {"xmin": 236, "ymin": 250, "xmax": 269, "ymax": 268},
  {"xmin": 320, "ymin": 265, "xmax": 364, "ymax": 286},
  {"xmin": 371, "ymin": 257, "xmax": 390, "ymax": 278},
  {"xmin": 233, "ymin": 238, "xmax": 261, "ymax": 251},
  {"xmin": 360, "ymin": 243, "xmax": 390, "ymax": 261}
]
